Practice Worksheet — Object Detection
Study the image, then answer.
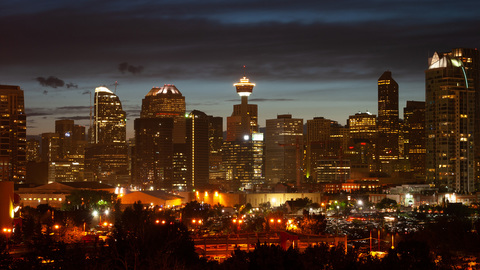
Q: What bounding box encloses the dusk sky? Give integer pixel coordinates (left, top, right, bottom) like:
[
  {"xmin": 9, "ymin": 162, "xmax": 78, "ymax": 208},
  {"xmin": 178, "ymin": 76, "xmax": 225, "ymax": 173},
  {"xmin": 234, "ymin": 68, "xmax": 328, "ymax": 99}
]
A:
[{"xmin": 1, "ymin": 0, "xmax": 479, "ymax": 139}]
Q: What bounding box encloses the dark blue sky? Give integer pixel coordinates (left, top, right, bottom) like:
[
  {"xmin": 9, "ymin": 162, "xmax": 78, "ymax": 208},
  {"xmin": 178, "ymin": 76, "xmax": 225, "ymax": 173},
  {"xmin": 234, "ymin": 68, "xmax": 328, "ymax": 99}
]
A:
[{"xmin": 1, "ymin": 0, "xmax": 479, "ymax": 138}]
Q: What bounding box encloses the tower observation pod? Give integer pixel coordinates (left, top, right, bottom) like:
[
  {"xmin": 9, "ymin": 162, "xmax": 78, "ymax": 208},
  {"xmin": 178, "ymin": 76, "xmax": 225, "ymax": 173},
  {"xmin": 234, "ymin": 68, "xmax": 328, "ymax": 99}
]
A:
[{"xmin": 234, "ymin": 77, "xmax": 255, "ymax": 97}]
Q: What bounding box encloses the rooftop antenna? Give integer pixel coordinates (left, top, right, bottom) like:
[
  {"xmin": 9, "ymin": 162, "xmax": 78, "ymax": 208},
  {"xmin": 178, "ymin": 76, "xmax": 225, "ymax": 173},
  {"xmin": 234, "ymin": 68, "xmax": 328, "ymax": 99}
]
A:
[
  {"xmin": 114, "ymin": 81, "xmax": 118, "ymax": 94},
  {"xmin": 243, "ymin": 65, "xmax": 246, "ymax": 77}
]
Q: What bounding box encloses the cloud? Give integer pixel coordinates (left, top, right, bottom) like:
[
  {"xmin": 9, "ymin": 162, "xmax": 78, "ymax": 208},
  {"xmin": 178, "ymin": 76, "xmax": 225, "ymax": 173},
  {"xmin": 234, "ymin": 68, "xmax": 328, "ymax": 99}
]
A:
[
  {"xmin": 225, "ymin": 98, "xmax": 296, "ymax": 102},
  {"xmin": 25, "ymin": 109, "xmax": 53, "ymax": 117},
  {"xmin": 66, "ymin": 83, "xmax": 78, "ymax": 88},
  {"xmin": 36, "ymin": 76, "xmax": 65, "ymax": 88},
  {"xmin": 249, "ymin": 98, "xmax": 296, "ymax": 102},
  {"xmin": 27, "ymin": 106, "xmax": 90, "ymax": 118},
  {"xmin": 57, "ymin": 116, "xmax": 90, "ymax": 121},
  {"xmin": 56, "ymin": 106, "xmax": 90, "ymax": 111},
  {"xmin": 4, "ymin": 6, "xmax": 478, "ymax": 84},
  {"xmin": 119, "ymin": 62, "xmax": 144, "ymax": 74},
  {"xmin": 35, "ymin": 76, "xmax": 79, "ymax": 89},
  {"xmin": 124, "ymin": 109, "xmax": 140, "ymax": 118}
]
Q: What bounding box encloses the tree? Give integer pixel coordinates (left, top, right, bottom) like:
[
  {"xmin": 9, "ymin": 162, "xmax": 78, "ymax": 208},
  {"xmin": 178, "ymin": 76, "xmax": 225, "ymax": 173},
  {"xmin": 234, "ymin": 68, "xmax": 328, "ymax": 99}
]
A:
[
  {"xmin": 376, "ymin": 198, "xmax": 397, "ymax": 209},
  {"xmin": 106, "ymin": 202, "xmax": 206, "ymax": 270},
  {"xmin": 182, "ymin": 201, "xmax": 211, "ymax": 224},
  {"xmin": 298, "ymin": 213, "xmax": 327, "ymax": 235},
  {"xmin": 63, "ymin": 190, "xmax": 115, "ymax": 211}
]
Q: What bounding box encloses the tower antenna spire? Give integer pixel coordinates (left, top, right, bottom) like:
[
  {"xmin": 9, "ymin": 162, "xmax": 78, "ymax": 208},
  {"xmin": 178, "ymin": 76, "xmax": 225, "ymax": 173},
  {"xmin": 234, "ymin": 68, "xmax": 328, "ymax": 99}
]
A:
[{"xmin": 243, "ymin": 65, "xmax": 246, "ymax": 77}]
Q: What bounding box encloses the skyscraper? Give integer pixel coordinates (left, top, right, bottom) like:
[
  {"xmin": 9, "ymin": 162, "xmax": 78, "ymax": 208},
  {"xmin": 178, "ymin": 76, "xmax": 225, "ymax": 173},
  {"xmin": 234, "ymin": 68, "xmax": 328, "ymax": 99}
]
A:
[
  {"xmin": 265, "ymin": 114, "xmax": 303, "ymax": 185},
  {"xmin": 443, "ymin": 49, "xmax": 480, "ymax": 190},
  {"xmin": 85, "ymin": 86, "xmax": 129, "ymax": 185},
  {"xmin": 305, "ymin": 117, "xmax": 345, "ymax": 182},
  {"xmin": 0, "ymin": 85, "xmax": 26, "ymax": 182},
  {"xmin": 45, "ymin": 120, "xmax": 86, "ymax": 182},
  {"xmin": 207, "ymin": 115, "xmax": 223, "ymax": 171},
  {"xmin": 403, "ymin": 101, "xmax": 426, "ymax": 180},
  {"xmin": 186, "ymin": 110, "xmax": 209, "ymax": 190},
  {"xmin": 92, "ymin": 86, "xmax": 126, "ymax": 144},
  {"xmin": 347, "ymin": 112, "xmax": 377, "ymax": 177},
  {"xmin": 377, "ymin": 71, "xmax": 399, "ymax": 175},
  {"xmin": 426, "ymin": 50, "xmax": 475, "ymax": 192},
  {"xmin": 133, "ymin": 84, "xmax": 186, "ymax": 189},
  {"xmin": 133, "ymin": 118, "xmax": 174, "ymax": 188},
  {"xmin": 55, "ymin": 119, "xmax": 75, "ymax": 160},
  {"xmin": 141, "ymin": 84, "xmax": 186, "ymax": 144}
]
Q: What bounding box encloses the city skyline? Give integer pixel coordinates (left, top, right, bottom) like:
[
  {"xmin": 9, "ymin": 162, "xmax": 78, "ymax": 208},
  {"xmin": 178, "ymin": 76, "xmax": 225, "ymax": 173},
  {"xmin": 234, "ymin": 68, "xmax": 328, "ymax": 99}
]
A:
[{"xmin": 1, "ymin": 0, "xmax": 479, "ymax": 138}]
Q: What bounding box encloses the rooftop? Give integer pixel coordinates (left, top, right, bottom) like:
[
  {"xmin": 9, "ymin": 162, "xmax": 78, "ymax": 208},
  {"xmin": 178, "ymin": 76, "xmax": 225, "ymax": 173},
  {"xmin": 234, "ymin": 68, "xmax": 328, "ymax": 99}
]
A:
[{"xmin": 146, "ymin": 84, "xmax": 182, "ymax": 96}]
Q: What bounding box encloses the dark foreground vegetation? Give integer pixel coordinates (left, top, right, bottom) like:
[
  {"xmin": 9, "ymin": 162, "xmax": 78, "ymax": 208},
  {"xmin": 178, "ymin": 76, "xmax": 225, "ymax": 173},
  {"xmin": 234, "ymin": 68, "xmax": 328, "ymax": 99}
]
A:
[{"xmin": 1, "ymin": 201, "xmax": 479, "ymax": 269}]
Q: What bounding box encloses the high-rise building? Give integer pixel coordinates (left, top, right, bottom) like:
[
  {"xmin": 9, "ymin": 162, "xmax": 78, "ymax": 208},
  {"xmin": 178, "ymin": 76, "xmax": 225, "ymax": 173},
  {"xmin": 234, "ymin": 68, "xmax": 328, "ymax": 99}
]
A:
[
  {"xmin": 426, "ymin": 50, "xmax": 475, "ymax": 192},
  {"xmin": 141, "ymin": 84, "xmax": 186, "ymax": 144},
  {"xmin": 348, "ymin": 112, "xmax": 377, "ymax": 141},
  {"xmin": 41, "ymin": 133, "xmax": 60, "ymax": 163},
  {"xmin": 403, "ymin": 101, "xmax": 426, "ymax": 180},
  {"xmin": 265, "ymin": 114, "xmax": 303, "ymax": 185},
  {"xmin": 133, "ymin": 118, "xmax": 174, "ymax": 188},
  {"xmin": 316, "ymin": 159, "xmax": 350, "ymax": 183},
  {"xmin": 0, "ymin": 85, "xmax": 26, "ymax": 182},
  {"xmin": 443, "ymin": 49, "xmax": 480, "ymax": 190},
  {"xmin": 377, "ymin": 71, "xmax": 399, "ymax": 175},
  {"xmin": 92, "ymin": 86, "xmax": 127, "ymax": 144},
  {"xmin": 172, "ymin": 143, "xmax": 188, "ymax": 190},
  {"xmin": 207, "ymin": 115, "xmax": 223, "ymax": 172},
  {"xmin": 223, "ymin": 75, "xmax": 264, "ymax": 190},
  {"xmin": 26, "ymin": 138, "xmax": 41, "ymax": 162},
  {"xmin": 134, "ymin": 84, "xmax": 186, "ymax": 189},
  {"xmin": 55, "ymin": 119, "xmax": 75, "ymax": 160},
  {"xmin": 305, "ymin": 117, "xmax": 345, "ymax": 182},
  {"xmin": 222, "ymin": 134, "xmax": 264, "ymax": 191},
  {"xmin": 347, "ymin": 112, "xmax": 377, "ymax": 176},
  {"xmin": 85, "ymin": 86, "xmax": 129, "ymax": 185},
  {"xmin": 47, "ymin": 120, "xmax": 86, "ymax": 182},
  {"xmin": 186, "ymin": 110, "xmax": 209, "ymax": 190}
]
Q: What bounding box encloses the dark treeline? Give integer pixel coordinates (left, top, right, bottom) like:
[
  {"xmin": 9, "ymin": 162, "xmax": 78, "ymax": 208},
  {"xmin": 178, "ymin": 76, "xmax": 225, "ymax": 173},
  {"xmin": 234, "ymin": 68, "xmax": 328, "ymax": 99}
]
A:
[{"xmin": 1, "ymin": 201, "xmax": 479, "ymax": 269}]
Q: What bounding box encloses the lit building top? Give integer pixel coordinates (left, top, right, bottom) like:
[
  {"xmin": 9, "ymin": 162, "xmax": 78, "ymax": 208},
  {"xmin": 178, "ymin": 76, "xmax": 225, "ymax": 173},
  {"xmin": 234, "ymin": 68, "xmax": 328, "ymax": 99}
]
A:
[
  {"xmin": 146, "ymin": 84, "xmax": 182, "ymax": 96},
  {"xmin": 234, "ymin": 77, "xmax": 255, "ymax": 96},
  {"xmin": 95, "ymin": 86, "xmax": 113, "ymax": 94},
  {"xmin": 428, "ymin": 52, "xmax": 464, "ymax": 69}
]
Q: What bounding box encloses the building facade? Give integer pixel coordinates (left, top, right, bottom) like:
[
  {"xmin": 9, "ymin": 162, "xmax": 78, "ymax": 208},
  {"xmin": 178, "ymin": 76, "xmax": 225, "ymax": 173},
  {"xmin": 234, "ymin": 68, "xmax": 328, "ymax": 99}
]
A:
[
  {"xmin": 0, "ymin": 85, "xmax": 26, "ymax": 182},
  {"xmin": 305, "ymin": 117, "xmax": 346, "ymax": 182},
  {"xmin": 426, "ymin": 50, "xmax": 475, "ymax": 192},
  {"xmin": 133, "ymin": 118, "xmax": 174, "ymax": 188},
  {"xmin": 186, "ymin": 110, "xmax": 209, "ymax": 190},
  {"xmin": 403, "ymin": 101, "xmax": 426, "ymax": 180},
  {"xmin": 377, "ymin": 71, "xmax": 399, "ymax": 175},
  {"xmin": 85, "ymin": 86, "xmax": 129, "ymax": 185},
  {"xmin": 141, "ymin": 84, "xmax": 186, "ymax": 144},
  {"xmin": 265, "ymin": 114, "xmax": 303, "ymax": 185}
]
